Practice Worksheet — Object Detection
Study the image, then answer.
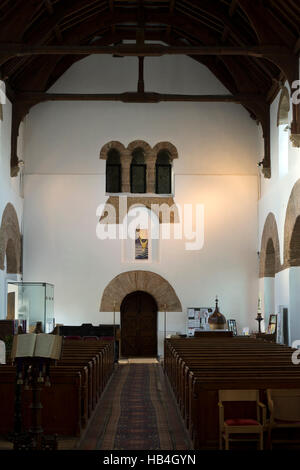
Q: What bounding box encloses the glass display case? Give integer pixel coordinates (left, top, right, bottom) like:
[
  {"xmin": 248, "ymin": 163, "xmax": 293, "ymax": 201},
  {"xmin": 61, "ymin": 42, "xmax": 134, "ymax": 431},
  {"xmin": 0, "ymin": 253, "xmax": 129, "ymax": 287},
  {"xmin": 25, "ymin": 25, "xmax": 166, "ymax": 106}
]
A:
[{"xmin": 7, "ymin": 282, "xmax": 55, "ymax": 333}]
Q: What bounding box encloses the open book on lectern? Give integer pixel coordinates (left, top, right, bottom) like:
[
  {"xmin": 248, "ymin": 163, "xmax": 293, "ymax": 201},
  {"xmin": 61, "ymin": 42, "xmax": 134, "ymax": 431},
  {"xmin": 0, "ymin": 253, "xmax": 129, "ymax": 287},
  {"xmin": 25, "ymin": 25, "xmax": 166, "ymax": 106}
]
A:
[{"xmin": 11, "ymin": 333, "xmax": 62, "ymax": 360}]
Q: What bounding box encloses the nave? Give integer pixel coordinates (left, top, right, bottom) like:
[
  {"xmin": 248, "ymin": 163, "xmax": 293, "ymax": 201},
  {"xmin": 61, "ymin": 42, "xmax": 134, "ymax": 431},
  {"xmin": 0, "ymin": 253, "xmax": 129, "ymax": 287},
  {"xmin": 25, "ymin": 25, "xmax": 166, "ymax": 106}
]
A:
[{"xmin": 78, "ymin": 361, "xmax": 192, "ymax": 451}]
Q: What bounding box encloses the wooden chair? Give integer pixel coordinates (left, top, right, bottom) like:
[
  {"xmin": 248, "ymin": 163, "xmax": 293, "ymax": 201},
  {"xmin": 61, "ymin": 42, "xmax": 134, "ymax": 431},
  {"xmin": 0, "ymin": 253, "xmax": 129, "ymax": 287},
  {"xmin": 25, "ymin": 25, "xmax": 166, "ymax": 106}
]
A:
[
  {"xmin": 64, "ymin": 336, "xmax": 82, "ymax": 340},
  {"xmin": 267, "ymin": 389, "xmax": 300, "ymax": 449},
  {"xmin": 218, "ymin": 389, "xmax": 266, "ymax": 450}
]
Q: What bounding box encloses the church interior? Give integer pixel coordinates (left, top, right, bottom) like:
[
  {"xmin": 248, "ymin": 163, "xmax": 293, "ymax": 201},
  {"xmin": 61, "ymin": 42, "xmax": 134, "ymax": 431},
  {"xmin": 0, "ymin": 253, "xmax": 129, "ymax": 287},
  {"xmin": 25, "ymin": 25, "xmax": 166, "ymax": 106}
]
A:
[{"xmin": 0, "ymin": 0, "xmax": 300, "ymax": 453}]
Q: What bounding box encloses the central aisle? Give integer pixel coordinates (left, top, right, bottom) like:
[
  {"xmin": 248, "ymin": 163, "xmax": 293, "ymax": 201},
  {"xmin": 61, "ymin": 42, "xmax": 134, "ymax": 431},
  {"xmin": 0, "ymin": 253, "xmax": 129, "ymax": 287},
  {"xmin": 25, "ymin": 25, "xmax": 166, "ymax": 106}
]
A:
[{"xmin": 78, "ymin": 362, "xmax": 192, "ymax": 450}]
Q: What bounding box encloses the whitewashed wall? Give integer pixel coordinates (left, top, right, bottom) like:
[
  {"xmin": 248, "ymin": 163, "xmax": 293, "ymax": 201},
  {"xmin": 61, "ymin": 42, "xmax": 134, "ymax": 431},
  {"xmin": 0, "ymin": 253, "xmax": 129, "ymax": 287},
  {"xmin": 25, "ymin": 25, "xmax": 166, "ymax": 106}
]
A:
[
  {"xmin": 22, "ymin": 55, "xmax": 262, "ymax": 354},
  {"xmin": 0, "ymin": 89, "xmax": 24, "ymax": 319},
  {"xmin": 258, "ymin": 60, "xmax": 300, "ymax": 344}
]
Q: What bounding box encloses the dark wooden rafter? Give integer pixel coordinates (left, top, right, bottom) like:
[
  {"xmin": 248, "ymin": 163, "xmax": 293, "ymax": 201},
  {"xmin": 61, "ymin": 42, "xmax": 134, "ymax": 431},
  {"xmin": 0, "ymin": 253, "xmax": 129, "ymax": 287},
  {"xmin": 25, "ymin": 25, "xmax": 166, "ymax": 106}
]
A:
[
  {"xmin": 1, "ymin": 0, "xmax": 299, "ymax": 177},
  {"xmin": 0, "ymin": 0, "xmax": 43, "ymax": 42},
  {"xmin": 238, "ymin": 0, "xmax": 300, "ymax": 156},
  {"xmin": 0, "ymin": 43, "xmax": 293, "ymax": 58}
]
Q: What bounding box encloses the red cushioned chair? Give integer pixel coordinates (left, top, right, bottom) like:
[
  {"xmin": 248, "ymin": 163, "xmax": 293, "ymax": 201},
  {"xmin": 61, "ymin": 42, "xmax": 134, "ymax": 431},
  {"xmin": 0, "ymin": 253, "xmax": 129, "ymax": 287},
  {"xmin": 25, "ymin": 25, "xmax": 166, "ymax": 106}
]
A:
[
  {"xmin": 267, "ymin": 389, "xmax": 300, "ymax": 449},
  {"xmin": 83, "ymin": 336, "xmax": 99, "ymax": 341},
  {"xmin": 218, "ymin": 389, "xmax": 266, "ymax": 450}
]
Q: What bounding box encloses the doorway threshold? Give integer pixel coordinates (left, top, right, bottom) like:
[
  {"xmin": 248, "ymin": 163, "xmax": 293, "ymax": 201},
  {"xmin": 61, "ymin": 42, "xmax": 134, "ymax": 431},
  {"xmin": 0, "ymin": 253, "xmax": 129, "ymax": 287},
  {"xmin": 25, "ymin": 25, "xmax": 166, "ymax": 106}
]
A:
[{"xmin": 118, "ymin": 357, "xmax": 159, "ymax": 364}]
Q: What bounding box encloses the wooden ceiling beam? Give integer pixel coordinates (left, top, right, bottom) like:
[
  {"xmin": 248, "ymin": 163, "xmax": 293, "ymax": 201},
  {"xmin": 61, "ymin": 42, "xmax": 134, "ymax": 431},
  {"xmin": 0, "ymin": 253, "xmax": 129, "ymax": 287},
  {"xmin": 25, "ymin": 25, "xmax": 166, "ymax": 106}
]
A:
[
  {"xmin": 15, "ymin": 91, "xmax": 264, "ymax": 103},
  {"xmin": 238, "ymin": 0, "xmax": 296, "ymax": 46},
  {"xmin": 0, "ymin": 0, "xmax": 43, "ymax": 42},
  {"xmin": 22, "ymin": 0, "xmax": 105, "ymax": 44},
  {"xmin": 0, "ymin": 43, "xmax": 290, "ymax": 58},
  {"xmin": 229, "ymin": 0, "xmax": 239, "ymax": 17},
  {"xmin": 44, "ymin": 0, "xmax": 54, "ymax": 16},
  {"xmin": 178, "ymin": 0, "xmax": 251, "ymax": 45}
]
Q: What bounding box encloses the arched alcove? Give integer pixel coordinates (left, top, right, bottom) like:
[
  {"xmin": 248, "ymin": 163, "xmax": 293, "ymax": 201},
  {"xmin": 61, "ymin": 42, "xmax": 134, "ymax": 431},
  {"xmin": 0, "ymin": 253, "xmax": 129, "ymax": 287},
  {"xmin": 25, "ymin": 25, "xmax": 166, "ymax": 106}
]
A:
[
  {"xmin": 277, "ymin": 87, "xmax": 290, "ymax": 178},
  {"xmin": 100, "ymin": 270, "xmax": 182, "ymax": 312},
  {"xmin": 0, "ymin": 203, "xmax": 22, "ymax": 274},
  {"xmin": 277, "ymin": 87, "xmax": 290, "ymax": 127},
  {"xmin": 259, "ymin": 213, "xmax": 281, "ymax": 278},
  {"xmin": 284, "ymin": 179, "xmax": 300, "ymax": 267},
  {"xmin": 289, "ymin": 216, "xmax": 300, "ymax": 266},
  {"xmin": 283, "ymin": 181, "xmax": 300, "ymax": 344},
  {"xmin": 265, "ymin": 238, "xmax": 276, "ymax": 277},
  {"xmin": 259, "ymin": 213, "xmax": 281, "ymax": 329}
]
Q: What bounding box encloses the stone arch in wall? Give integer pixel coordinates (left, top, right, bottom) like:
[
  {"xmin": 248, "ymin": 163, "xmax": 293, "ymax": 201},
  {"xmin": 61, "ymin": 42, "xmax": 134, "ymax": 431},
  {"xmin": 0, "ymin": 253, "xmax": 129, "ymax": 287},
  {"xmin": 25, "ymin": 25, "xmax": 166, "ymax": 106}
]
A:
[
  {"xmin": 259, "ymin": 212, "xmax": 281, "ymax": 277},
  {"xmin": 0, "ymin": 203, "xmax": 22, "ymax": 274},
  {"xmin": 290, "ymin": 217, "xmax": 300, "ymax": 266},
  {"xmin": 284, "ymin": 179, "xmax": 300, "ymax": 267},
  {"xmin": 277, "ymin": 87, "xmax": 290, "ymax": 127},
  {"xmin": 127, "ymin": 140, "xmax": 152, "ymax": 155},
  {"xmin": 153, "ymin": 142, "xmax": 179, "ymax": 161},
  {"xmin": 100, "ymin": 270, "xmax": 182, "ymax": 312},
  {"xmin": 99, "ymin": 141, "xmax": 126, "ymax": 160}
]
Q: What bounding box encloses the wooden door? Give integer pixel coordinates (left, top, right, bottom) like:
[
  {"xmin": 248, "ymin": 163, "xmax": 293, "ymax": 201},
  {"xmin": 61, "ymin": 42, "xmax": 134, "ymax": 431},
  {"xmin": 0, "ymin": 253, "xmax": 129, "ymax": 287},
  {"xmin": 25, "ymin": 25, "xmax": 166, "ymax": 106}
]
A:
[{"xmin": 121, "ymin": 291, "xmax": 157, "ymax": 357}]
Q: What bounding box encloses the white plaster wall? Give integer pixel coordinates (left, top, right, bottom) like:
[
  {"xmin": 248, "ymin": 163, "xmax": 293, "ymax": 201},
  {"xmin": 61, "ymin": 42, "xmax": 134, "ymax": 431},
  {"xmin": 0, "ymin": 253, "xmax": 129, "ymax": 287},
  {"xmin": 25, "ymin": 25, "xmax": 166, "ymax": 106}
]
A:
[
  {"xmin": 258, "ymin": 59, "xmax": 300, "ymax": 341},
  {"xmin": 22, "ymin": 55, "xmax": 261, "ymax": 354},
  {"xmin": 23, "ymin": 172, "xmax": 259, "ymax": 355},
  {"xmin": 0, "ymin": 90, "xmax": 24, "ymax": 319}
]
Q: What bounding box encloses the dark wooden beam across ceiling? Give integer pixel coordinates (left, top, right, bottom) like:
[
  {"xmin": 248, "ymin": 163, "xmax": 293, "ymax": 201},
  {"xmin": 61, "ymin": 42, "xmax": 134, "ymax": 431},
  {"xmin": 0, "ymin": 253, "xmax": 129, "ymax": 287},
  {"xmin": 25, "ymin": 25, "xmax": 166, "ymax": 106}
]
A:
[
  {"xmin": 0, "ymin": 43, "xmax": 291, "ymax": 58},
  {"xmin": 1, "ymin": 0, "xmax": 299, "ymax": 178}
]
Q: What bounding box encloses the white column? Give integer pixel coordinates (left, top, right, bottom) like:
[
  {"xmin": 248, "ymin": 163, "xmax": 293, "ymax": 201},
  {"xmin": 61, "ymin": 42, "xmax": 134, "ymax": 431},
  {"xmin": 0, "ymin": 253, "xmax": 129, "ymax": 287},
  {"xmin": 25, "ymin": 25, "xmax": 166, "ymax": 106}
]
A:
[
  {"xmin": 289, "ymin": 267, "xmax": 300, "ymax": 345},
  {"xmin": 263, "ymin": 277, "xmax": 275, "ymax": 329}
]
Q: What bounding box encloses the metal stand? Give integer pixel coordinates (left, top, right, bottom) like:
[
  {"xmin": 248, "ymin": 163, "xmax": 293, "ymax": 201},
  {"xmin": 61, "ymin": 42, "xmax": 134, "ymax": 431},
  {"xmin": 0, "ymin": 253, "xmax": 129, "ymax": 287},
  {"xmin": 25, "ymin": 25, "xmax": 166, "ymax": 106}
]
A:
[
  {"xmin": 256, "ymin": 312, "xmax": 264, "ymax": 333},
  {"xmin": 12, "ymin": 357, "xmax": 58, "ymax": 451}
]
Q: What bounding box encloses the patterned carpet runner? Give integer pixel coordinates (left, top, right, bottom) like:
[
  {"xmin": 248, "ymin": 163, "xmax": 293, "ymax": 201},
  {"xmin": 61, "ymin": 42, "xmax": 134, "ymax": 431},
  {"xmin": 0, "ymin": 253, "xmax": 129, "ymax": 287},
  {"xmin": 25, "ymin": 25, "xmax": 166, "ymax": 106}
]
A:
[{"xmin": 79, "ymin": 363, "xmax": 192, "ymax": 450}]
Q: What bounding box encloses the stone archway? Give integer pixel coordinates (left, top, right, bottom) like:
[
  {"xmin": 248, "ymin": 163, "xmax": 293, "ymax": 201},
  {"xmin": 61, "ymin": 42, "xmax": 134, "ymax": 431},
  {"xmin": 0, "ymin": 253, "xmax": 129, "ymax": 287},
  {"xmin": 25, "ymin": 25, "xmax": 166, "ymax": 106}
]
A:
[
  {"xmin": 100, "ymin": 270, "xmax": 182, "ymax": 312},
  {"xmin": 0, "ymin": 203, "xmax": 22, "ymax": 274},
  {"xmin": 259, "ymin": 212, "xmax": 281, "ymax": 277},
  {"xmin": 277, "ymin": 87, "xmax": 290, "ymax": 127},
  {"xmin": 284, "ymin": 179, "xmax": 300, "ymax": 267}
]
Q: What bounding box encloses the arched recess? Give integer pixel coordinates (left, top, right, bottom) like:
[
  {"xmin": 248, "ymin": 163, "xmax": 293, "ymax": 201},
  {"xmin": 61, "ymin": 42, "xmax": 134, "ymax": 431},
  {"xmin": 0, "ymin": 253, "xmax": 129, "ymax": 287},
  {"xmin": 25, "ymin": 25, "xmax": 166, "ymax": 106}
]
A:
[
  {"xmin": 100, "ymin": 270, "xmax": 182, "ymax": 312},
  {"xmin": 0, "ymin": 203, "xmax": 22, "ymax": 274},
  {"xmin": 259, "ymin": 213, "xmax": 281, "ymax": 329},
  {"xmin": 288, "ymin": 217, "xmax": 300, "ymax": 344},
  {"xmin": 277, "ymin": 87, "xmax": 290, "ymax": 177},
  {"xmin": 277, "ymin": 87, "xmax": 290, "ymax": 127},
  {"xmin": 259, "ymin": 213, "xmax": 281, "ymax": 278},
  {"xmin": 284, "ymin": 179, "xmax": 300, "ymax": 267},
  {"xmin": 283, "ymin": 181, "xmax": 300, "ymax": 344}
]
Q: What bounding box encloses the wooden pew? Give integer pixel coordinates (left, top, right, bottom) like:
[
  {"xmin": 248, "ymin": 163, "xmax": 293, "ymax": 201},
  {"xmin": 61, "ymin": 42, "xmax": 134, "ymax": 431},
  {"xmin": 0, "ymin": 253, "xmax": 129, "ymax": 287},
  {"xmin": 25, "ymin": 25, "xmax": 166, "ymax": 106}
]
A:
[
  {"xmin": 0, "ymin": 338, "xmax": 115, "ymax": 438},
  {"xmin": 164, "ymin": 337, "xmax": 300, "ymax": 449},
  {"xmin": 0, "ymin": 366, "xmax": 82, "ymax": 437}
]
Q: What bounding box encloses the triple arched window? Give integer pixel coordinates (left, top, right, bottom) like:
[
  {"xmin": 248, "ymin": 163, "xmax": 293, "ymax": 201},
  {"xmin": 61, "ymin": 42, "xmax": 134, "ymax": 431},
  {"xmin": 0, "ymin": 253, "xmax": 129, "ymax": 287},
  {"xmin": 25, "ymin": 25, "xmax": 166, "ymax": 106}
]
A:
[{"xmin": 100, "ymin": 141, "xmax": 178, "ymax": 195}]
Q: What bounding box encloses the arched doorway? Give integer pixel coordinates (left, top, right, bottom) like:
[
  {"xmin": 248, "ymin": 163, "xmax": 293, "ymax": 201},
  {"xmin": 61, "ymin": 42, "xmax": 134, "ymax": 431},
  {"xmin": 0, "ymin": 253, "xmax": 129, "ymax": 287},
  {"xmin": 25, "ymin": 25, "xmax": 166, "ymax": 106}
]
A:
[{"xmin": 120, "ymin": 291, "xmax": 157, "ymax": 357}]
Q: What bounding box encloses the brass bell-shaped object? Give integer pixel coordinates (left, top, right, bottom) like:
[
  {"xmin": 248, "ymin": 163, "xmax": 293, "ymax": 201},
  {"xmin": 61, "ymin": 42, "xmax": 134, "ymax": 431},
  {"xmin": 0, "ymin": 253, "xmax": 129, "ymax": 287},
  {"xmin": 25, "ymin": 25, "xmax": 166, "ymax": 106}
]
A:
[{"xmin": 208, "ymin": 296, "xmax": 227, "ymax": 330}]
